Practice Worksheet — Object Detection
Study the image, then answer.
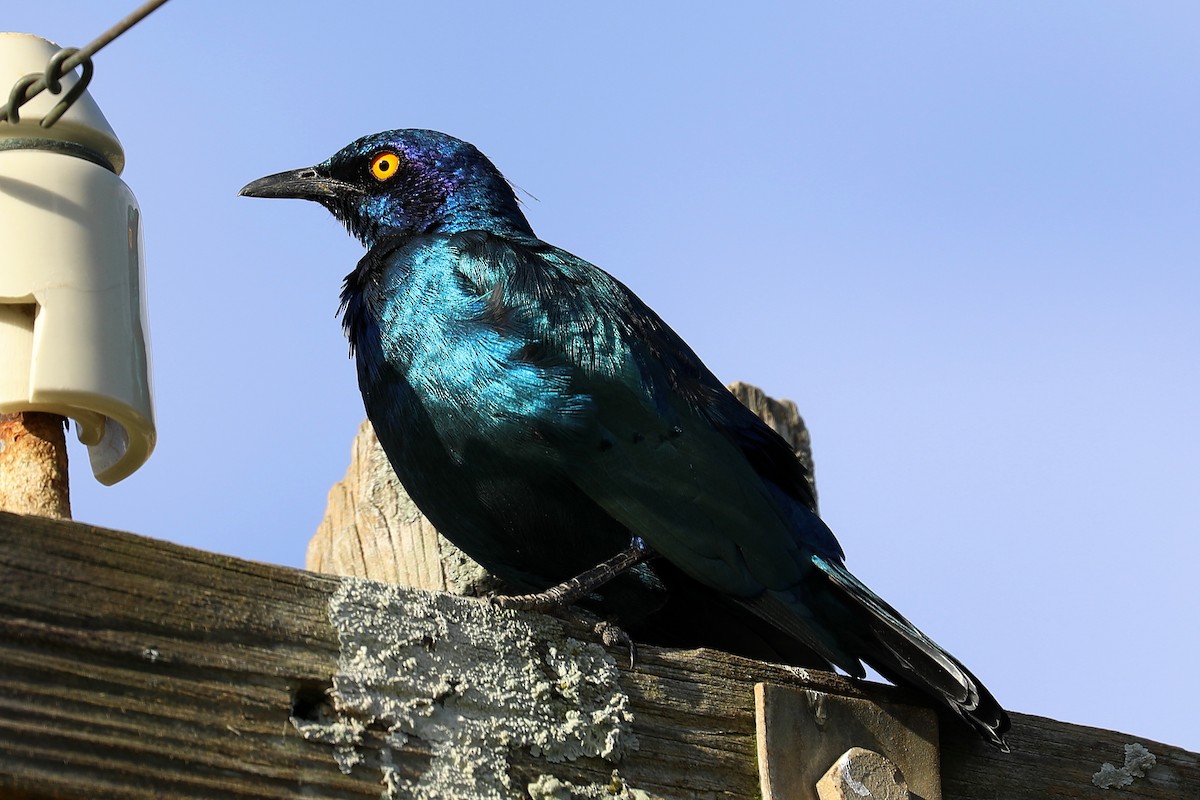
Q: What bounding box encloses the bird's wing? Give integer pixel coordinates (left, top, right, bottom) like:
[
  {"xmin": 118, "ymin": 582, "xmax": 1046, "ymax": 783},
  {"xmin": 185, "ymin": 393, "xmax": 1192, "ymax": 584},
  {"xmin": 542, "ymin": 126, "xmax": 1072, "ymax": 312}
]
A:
[
  {"xmin": 445, "ymin": 232, "xmax": 1013, "ymax": 747},
  {"xmin": 446, "ymin": 230, "xmax": 844, "ymax": 597}
]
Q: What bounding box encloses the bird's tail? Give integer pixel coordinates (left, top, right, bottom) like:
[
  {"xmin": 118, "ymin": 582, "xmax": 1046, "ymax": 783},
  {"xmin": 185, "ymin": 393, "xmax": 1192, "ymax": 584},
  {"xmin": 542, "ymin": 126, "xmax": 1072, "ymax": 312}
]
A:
[{"xmin": 810, "ymin": 554, "xmax": 1011, "ymax": 750}]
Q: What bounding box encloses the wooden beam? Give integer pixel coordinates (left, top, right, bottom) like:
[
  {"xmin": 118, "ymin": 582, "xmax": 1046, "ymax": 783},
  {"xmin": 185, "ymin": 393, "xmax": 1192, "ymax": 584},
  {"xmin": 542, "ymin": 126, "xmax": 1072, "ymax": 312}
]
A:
[{"xmin": 0, "ymin": 512, "xmax": 1195, "ymax": 799}]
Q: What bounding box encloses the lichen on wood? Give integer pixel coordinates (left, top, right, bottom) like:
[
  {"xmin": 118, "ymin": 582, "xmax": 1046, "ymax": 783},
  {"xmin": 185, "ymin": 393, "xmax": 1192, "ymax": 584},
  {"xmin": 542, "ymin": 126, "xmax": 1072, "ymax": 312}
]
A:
[
  {"xmin": 299, "ymin": 577, "xmax": 641, "ymax": 799},
  {"xmin": 1092, "ymin": 742, "xmax": 1158, "ymax": 789},
  {"xmin": 2, "ymin": 513, "xmax": 1198, "ymax": 799}
]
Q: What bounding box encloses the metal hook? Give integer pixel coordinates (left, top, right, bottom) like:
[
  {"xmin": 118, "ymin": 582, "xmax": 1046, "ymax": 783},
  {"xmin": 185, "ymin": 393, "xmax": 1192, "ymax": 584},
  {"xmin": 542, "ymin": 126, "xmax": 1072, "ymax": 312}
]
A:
[
  {"xmin": 2, "ymin": 47, "xmax": 94, "ymax": 128},
  {"xmin": 41, "ymin": 49, "xmax": 93, "ymax": 129},
  {"xmin": 42, "ymin": 47, "xmax": 77, "ymax": 94},
  {"xmin": 4, "ymin": 73, "xmax": 40, "ymax": 125}
]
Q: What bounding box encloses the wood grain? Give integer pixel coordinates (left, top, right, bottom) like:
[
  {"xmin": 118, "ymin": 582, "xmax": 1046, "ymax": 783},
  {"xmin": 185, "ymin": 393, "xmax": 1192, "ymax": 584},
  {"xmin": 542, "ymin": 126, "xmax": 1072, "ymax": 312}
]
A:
[{"xmin": 1, "ymin": 512, "xmax": 1196, "ymax": 798}]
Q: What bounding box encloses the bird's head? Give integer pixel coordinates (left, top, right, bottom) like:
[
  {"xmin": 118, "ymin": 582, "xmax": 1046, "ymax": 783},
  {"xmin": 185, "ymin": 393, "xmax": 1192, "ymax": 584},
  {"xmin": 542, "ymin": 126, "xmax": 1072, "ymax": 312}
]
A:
[{"xmin": 240, "ymin": 129, "xmax": 532, "ymax": 246}]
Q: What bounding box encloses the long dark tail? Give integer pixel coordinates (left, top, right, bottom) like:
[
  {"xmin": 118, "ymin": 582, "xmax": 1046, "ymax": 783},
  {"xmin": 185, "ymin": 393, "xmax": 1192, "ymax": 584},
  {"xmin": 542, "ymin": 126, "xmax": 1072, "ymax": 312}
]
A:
[
  {"xmin": 810, "ymin": 555, "xmax": 1011, "ymax": 749},
  {"xmin": 740, "ymin": 556, "xmax": 1012, "ymax": 749}
]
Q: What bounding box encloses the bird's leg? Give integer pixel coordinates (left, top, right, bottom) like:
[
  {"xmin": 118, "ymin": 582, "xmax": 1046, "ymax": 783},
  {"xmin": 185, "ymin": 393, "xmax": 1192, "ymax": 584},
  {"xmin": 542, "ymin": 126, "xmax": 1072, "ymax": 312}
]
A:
[
  {"xmin": 492, "ymin": 536, "xmax": 653, "ymax": 612},
  {"xmin": 493, "ymin": 538, "xmax": 652, "ymax": 668}
]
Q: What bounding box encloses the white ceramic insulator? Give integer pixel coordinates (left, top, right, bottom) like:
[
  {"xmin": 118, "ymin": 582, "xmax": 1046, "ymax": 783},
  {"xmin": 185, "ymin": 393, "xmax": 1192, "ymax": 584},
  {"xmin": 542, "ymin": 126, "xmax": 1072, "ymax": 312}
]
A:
[{"xmin": 1, "ymin": 33, "xmax": 155, "ymax": 484}]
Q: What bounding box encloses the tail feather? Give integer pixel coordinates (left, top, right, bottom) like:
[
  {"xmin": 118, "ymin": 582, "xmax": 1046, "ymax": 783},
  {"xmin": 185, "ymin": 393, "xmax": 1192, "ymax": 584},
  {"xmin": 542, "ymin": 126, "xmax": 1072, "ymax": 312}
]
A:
[
  {"xmin": 735, "ymin": 590, "xmax": 867, "ymax": 678},
  {"xmin": 811, "ymin": 555, "xmax": 1011, "ymax": 750}
]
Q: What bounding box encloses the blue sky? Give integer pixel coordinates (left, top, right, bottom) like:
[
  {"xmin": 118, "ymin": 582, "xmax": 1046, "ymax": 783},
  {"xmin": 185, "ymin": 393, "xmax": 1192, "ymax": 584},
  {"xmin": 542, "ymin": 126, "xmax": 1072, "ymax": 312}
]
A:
[{"xmin": 7, "ymin": 2, "xmax": 1197, "ymax": 752}]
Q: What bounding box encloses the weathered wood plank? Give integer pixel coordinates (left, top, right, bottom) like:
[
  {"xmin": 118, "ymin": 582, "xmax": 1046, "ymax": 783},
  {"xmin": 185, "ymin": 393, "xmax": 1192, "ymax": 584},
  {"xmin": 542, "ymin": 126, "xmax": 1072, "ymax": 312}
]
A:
[
  {"xmin": 0, "ymin": 513, "xmax": 367, "ymax": 800},
  {"xmin": 0, "ymin": 512, "xmax": 1196, "ymax": 799}
]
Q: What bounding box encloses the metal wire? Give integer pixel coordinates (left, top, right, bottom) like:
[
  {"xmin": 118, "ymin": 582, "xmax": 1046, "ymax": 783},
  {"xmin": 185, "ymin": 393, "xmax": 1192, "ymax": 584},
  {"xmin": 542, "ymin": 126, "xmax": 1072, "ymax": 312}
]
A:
[{"xmin": 0, "ymin": 0, "xmax": 173, "ymax": 126}]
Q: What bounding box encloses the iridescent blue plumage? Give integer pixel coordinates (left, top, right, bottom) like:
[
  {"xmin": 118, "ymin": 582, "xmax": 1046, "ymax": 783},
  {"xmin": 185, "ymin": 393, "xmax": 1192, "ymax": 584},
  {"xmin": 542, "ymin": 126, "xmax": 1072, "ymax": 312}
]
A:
[{"xmin": 241, "ymin": 129, "xmax": 1010, "ymax": 748}]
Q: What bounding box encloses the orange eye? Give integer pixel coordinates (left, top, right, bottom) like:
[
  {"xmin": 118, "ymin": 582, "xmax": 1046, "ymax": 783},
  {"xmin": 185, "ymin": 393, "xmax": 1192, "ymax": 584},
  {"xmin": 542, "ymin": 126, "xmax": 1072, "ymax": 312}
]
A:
[{"xmin": 370, "ymin": 151, "xmax": 400, "ymax": 181}]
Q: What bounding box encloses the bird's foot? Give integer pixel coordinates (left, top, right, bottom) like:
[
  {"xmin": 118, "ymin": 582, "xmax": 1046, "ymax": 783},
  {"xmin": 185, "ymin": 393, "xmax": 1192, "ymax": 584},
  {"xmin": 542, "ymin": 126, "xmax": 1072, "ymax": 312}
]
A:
[
  {"xmin": 490, "ymin": 537, "xmax": 654, "ymax": 612},
  {"xmin": 488, "ymin": 596, "xmax": 639, "ymax": 667},
  {"xmin": 488, "ymin": 538, "xmax": 648, "ymax": 667},
  {"xmin": 594, "ymin": 620, "xmax": 638, "ymax": 669}
]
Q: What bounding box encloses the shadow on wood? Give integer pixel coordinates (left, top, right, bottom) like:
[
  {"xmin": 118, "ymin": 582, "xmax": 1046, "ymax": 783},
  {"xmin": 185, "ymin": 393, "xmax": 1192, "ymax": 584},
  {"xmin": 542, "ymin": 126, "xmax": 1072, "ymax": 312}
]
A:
[{"xmin": 1, "ymin": 512, "xmax": 1196, "ymax": 798}]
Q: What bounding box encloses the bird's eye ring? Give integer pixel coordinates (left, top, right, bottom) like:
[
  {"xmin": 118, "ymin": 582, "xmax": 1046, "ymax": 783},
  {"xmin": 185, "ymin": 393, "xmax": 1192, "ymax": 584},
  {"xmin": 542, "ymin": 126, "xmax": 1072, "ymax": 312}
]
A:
[{"xmin": 370, "ymin": 151, "xmax": 400, "ymax": 182}]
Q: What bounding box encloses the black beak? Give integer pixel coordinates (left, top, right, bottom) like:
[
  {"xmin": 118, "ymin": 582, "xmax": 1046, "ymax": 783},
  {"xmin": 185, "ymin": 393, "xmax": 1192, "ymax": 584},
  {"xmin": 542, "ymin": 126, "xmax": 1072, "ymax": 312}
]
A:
[{"xmin": 239, "ymin": 166, "xmax": 360, "ymax": 200}]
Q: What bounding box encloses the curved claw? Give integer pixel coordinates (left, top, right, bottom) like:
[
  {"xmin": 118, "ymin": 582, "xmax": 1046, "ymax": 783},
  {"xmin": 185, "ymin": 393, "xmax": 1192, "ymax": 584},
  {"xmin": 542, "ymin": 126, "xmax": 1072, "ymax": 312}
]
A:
[{"xmin": 595, "ymin": 621, "xmax": 638, "ymax": 668}]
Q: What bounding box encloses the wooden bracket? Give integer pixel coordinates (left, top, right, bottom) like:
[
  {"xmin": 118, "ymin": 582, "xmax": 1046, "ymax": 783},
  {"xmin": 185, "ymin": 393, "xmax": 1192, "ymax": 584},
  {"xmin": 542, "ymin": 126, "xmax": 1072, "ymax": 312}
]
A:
[{"xmin": 755, "ymin": 682, "xmax": 942, "ymax": 800}]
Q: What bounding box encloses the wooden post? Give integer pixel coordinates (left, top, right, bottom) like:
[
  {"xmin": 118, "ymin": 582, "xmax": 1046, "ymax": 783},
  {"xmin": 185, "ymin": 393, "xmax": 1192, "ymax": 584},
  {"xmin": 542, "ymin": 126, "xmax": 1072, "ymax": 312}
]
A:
[{"xmin": 0, "ymin": 411, "xmax": 70, "ymax": 518}]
